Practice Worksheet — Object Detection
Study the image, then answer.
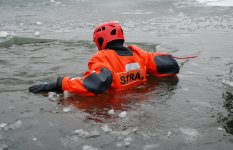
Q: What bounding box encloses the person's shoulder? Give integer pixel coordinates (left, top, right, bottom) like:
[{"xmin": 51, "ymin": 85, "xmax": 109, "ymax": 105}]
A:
[
  {"xmin": 92, "ymin": 50, "xmax": 112, "ymax": 57},
  {"xmin": 128, "ymin": 45, "xmax": 144, "ymax": 51},
  {"xmin": 90, "ymin": 50, "xmax": 114, "ymax": 61}
]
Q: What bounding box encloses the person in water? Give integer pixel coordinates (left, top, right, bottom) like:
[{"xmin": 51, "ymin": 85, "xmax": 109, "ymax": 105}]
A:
[{"xmin": 29, "ymin": 22, "xmax": 180, "ymax": 96}]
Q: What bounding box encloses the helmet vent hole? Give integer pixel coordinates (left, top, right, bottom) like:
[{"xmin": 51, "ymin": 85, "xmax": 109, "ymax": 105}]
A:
[
  {"xmin": 97, "ymin": 29, "xmax": 101, "ymax": 32},
  {"xmin": 98, "ymin": 37, "xmax": 104, "ymax": 49},
  {"xmin": 102, "ymin": 27, "xmax": 105, "ymax": 30},
  {"xmin": 111, "ymin": 29, "xmax": 116, "ymax": 35}
]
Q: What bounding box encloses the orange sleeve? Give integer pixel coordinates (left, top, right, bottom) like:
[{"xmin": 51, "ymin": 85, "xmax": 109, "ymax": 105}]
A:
[
  {"xmin": 62, "ymin": 76, "xmax": 95, "ymax": 96},
  {"xmin": 61, "ymin": 52, "xmax": 113, "ymax": 96},
  {"xmin": 129, "ymin": 45, "xmax": 179, "ymax": 76}
]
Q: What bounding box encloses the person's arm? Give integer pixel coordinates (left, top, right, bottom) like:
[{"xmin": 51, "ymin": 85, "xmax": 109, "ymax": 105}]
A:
[
  {"xmin": 29, "ymin": 67, "xmax": 113, "ymax": 96},
  {"xmin": 61, "ymin": 66, "xmax": 113, "ymax": 96},
  {"xmin": 29, "ymin": 53, "xmax": 113, "ymax": 96},
  {"xmin": 129, "ymin": 45, "xmax": 179, "ymax": 76}
]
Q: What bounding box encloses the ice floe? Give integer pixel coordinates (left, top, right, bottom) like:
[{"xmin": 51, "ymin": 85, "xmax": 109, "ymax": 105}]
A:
[
  {"xmin": 101, "ymin": 124, "xmax": 112, "ymax": 132},
  {"xmin": 167, "ymin": 131, "xmax": 172, "ymax": 137},
  {"xmin": 222, "ymin": 79, "xmax": 233, "ymax": 87},
  {"xmin": 0, "ymin": 31, "xmax": 9, "ymax": 38},
  {"xmin": 197, "ymin": 0, "xmax": 233, "ymax": 6},
  {"xmin": 108, "ymin": 109, "xmax": 115, "ymax": 115},
  {"xmin": 218, "ymin": 127, "xmax": 223, "ymax": 131},
  {"xmin": 74, "ymin": 129, "xmax": 101, "ymax": 139},
  {"xmin": 119, "ymin": 111, "xmax": 127, "ymax": 118},
  {"xmin": 37, "ymin": 21, "xmax": 43, "ymax": 26},
  {"xmin": 0, "ymin": 120, "xmax": 23, "ymax": 131},
  {"xmin": 63, "ymin": 107, "xmax": 71, "ymax": 113},
  {"xmin": 50, "ymin": 0, "xmax": 61, "ymax": 5},
  {"xmin": 0, "ymin": 123, "xmax": 7, "ymax": 128},
  {"xmin": 34, "ymin": 31, "xmax": 40, "ymax": 36}
]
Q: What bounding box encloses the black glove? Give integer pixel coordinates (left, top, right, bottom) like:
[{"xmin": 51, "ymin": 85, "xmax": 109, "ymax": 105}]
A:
[
  {"xmin": 29, "ymin": 82, "xmax": 57, "ymax": 93},
  {"xmin": 29, "ymin": 77, "xmax": 64, "ymax": 93}
]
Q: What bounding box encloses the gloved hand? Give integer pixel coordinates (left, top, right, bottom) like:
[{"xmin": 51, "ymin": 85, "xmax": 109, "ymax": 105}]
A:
[
  {"xmin": 29, "ymin": 82, "xmax": 58, "ymax": 93},
  {"xmin": 29, "ymin": 76, "xmax": 64, "ymax": 94}
]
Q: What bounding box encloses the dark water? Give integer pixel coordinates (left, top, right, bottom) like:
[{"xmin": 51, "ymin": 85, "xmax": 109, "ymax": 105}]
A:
[{"xmin": 1, "ymin": 0, "xmax": 233, "ymax": 149}]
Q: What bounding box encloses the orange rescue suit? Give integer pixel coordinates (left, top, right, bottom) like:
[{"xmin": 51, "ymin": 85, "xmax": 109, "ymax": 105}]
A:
[{"xmin": 60, "ymin": 45, "xmax": 179, "ymax": 96}]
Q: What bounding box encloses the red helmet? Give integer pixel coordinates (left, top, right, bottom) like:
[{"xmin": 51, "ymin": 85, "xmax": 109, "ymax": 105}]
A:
[{"xmin": 93, "ymin": 22, "xmax": 125, "ymax": 50}]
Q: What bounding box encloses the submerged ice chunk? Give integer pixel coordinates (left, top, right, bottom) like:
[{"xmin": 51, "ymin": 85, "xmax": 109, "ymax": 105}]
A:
[
  {"xmin": 124, "ymin": 136, "xmax": 133, "ymax": 142},
  {"xmin": 89, "ymin": 129, "xmax": 101, "ymax": 137},
  {"xmin": 119, "ymin": 111, "xmax": 127, "ymax": 118},
  {"xmin": 63, "ymin": 30, "xmax": 71, "ymax": 33},
  {"xmin": 14, "ymin": 120, "xmax": 23, "ymax": 129},
  {"xmin": 63, "ymin": 90, "xmax": 73, "ymax": 99},
  {"xmin": 183, "ymin": 88, "xmax": 189, "ymax": 91},
  {"xmin": 116, "ymin": 141, "xmax": 130, "ymax": 147},
  {"xmin": 180, "ymin": 127, "xmax": 201, "ymax": 141},
  {"xmin": 32, "ymin": 138, "xmax": 37, "ymax": 141},
  {"xmin": 14, "ymin": 120, "xmax": 22, "ymax": 128},
  {"xmin": 143, "ymin": 144, "xmax": 160, "ymax": 150},
  {"xmin": 108, "ymin": 109, "xmax": 115, "ymax": 115},
  {"xmin": 48, "ymin": 92, "xmax": 59, "ymax": 102},
  {"xmin": 0, "ymin": 143, "xmax": 8, "ymax": 149},
  {"xmin": 82, "ymin": 145, "xmax": 98, "ymax": 150},
  {"xmin": 10, "ymin": 33, "xmax": 17, "ymax": 36},
  {"xmin": 0, "ymin": 31, "xmax": 9, "ymax": 38},
  {"xmin": 178, "ymin": 12, "xmax": 185, "ymax": 17},
  {"xmin": 75, "ymin": 129, "xmax": 90, "ymax": 139},
  {"xmin": 8, "ymin": 120, "xmax": 23, "ymax": 130}
]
